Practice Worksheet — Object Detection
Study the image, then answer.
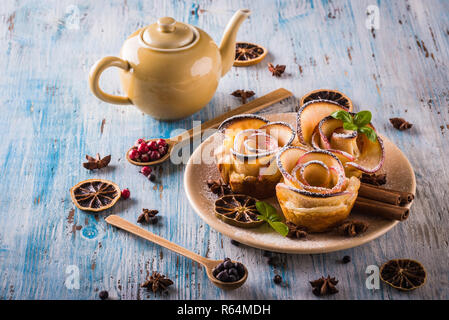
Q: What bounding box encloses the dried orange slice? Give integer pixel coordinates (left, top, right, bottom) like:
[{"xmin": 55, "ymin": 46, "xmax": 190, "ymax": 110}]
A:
[
  {"xmin": 300, "ymin": 89, "xmax": 353, "ymax": 111},
  {"xmin": 214, "ymin": 194, "xmax": 264, "ymax": 228},
  {"xmin": 70, "ymin": 179, "xmax": 121, "ymax": 212},
  {"xmin": 233, "ymin": 42, "xmax": 268, "ymax": 67},
  {"xmin": 380, "ymin": 259, "xmax": 427, "ymax": 291}
]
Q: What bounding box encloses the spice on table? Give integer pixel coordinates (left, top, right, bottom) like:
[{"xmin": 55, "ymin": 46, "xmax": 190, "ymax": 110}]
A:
[
  {"xmin": 339, "ymin": 220, "xmax": 368, "ymax": 237},
  {"xmin": 273, "ymin": 274, "xmax": 283, "ymax": 285},
  {"xmin": 231, "ymin": 89, "xmax": 255, "ymax": 104},
  {"xmin": 389, "ymin": 117, "xmax": 413, "ymax": 130},
  {"xmin": 137, "ymin": 209, "xmax": 159, "ymax": 224},
  {"xmin": 342, "ymin": 255, "xmax": 351, "ymax": 264},
  {"xmin": 98, "ymin": 290, "xmax": 109, "ymax": 300},
  {"xmin": 267, "ymin": 63, "xmax": 286, "ymax": 77},
  {"xmin": 141, "ymin": 271, "xmax": 174, "ymax": 293},
  {"xmin": 360, "ymin": 173, "xmax": 387, "ymax": 186},
  {"xmin": 83, "ymin": 154, "xmax": 111, "ymax": 170},
  {"xmin": 148, "ymin": 173, "xmax": 156, "ymax": 182},
  {"xmin": 207, "ymin": 179, "xmax": 232, "ymax": 197},
  {"xmin": 380, "ymin": 259, "xmax": 427, "ymax": 291},
  {"xmin": 286, "ymin": 221, "xmax": 307, "ymax": 239},
  {"xmin": 310, "ymin": 275, "xmax": 339, "ymax": 296}
]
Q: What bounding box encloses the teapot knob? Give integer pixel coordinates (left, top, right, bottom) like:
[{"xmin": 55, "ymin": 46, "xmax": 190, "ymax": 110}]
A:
[{"xmin": 157, "ymin": 17, "xmax": 176, "ymax": 33}]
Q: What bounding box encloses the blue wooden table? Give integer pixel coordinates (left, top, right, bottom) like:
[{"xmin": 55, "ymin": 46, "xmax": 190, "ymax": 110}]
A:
[{"xmin": 1, "ymin": 0, "xmax": 448, "ymax": 300}]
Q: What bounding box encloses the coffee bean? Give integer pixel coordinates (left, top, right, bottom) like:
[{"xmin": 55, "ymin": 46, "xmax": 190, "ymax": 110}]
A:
[
  {"xmin": 99, "ymin": 290, "xmax": 109, "ymax": 300},
  {"xmin": 273, "ymin": 275, "xmax": 282, "ymax": 285},
  {"xmin": 223, "ymin": 260, "xmax": 234, "ymax": 269},
  {"xmin": 236, "ymin": 263, "xmax": 245, "ymax": 277},
  {"xmin": 217, "ymin": 270, "xmax": 229, "ymax": 282},
  {"xmin": 228, "ymin": 275, "xmax": 237, "ymax": 282},
  {"xmin": 229, "ymin": 268, "xmax": 238, "ymax": 277}
]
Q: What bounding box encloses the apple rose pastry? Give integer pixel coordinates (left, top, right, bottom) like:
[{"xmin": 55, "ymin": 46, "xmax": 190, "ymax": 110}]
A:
[
  {"xmin": 276, "ymin": 146, "xmax": 360, "ymax": 232},
  {"xmin": 215, "ymin": 114, "xmax": 295, "ymax": 199},
  {"xmin": 297, "ymin": 99, "xmax": 385, "ymax": 177}
]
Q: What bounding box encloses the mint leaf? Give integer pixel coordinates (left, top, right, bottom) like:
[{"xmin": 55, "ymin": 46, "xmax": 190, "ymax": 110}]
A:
[
  {"xmin": 343, "ymin": 122, "xmax": 358, "ymax": 131},
  {"xmin": 256, "ymin": 201, "xmax": 277, "ymax": 220},
  {"xmin": 353, "ymin": 111, "xmax": 372, "ymax": 127},
  {"xmin": 331, "ymin": 110, "xmax": 353, "ymax": 123},
  {"xmin": 256, "ymin": 201, "xmax": 288, "ymax": 236},
  {"xmin": 358, "ymin": 126, "xmax": 377, "ymax": 142},
  {"xmin": 269, "ymin": 221, "xmax": 289, "ymax": 237}
]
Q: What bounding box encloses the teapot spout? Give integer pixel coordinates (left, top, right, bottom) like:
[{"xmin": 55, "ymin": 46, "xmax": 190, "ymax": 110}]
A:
[{"xmin": 219, "ymin": 9, "xmax": 251, "ymax": 77}]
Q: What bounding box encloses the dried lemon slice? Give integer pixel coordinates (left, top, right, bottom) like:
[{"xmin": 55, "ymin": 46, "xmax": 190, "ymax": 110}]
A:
[
  {"xmin": 299, "ymin": 89, "xmax": 353, "ymax": 111},
  {"xmin": 380, "ymin": 259, "xmax": 427, "ymax": 291},
  {"xmin": 214, "ymin": 194, "xmax": 264, "ymax": 228},
  {"xmin": 233, "ymin": 42, "xmax": 268, "ymax": 67},
  {"xmin": 70, "ymin": 179, "xmax": 121, "ymax": 212}
]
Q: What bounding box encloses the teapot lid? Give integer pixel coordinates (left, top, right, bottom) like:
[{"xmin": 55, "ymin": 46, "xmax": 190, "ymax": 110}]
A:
[{"xmin": 142, "ymin": 17, "xmax": 196, "ymax": 49}]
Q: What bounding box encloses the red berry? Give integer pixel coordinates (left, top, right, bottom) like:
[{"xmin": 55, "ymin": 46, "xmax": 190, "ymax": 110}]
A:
[
  {"xmin": 156, "ymin": 139, "xmax": 167, "ymax": 147},
  {"xmin": 129, "ymin": 149, "xmax": 140, "ymax": 161},
  {"xmin": 134, "ymin": 138, "xmax": 145, "ymax": 148},
  {"xmin": 147, "ymin": 140, "xmax": 158, "ymax": 151},
  {"xmin": 138, "ymin": 143, "xmax": 149, "ymax": 154},
  {"xmin": 158, "ymin": 146, "xmax": 167, "ymax": 156},
  {"xmin": 121, "ymin": 188, "xmax": 130, "ymax": 199},
  {"xmin": 140, "ymin": 153, "xmax": 150, "ymax": 162},
  {"xmin": 140, "ymin": 166, "xmax": 152, "ymax": 176},
  {"xmin": 149, "ymin": 150, "xmax": 161, "ymax": 161}
]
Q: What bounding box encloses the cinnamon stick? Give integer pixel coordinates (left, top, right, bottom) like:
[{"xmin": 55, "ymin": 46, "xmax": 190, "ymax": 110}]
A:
[
  {"xmin": 359, "ymin": 183, "xmax": 414, "ymax": 206},
  {"xmin": 354, "ymin": 197, "xmax": 409, "ymax": 221}
]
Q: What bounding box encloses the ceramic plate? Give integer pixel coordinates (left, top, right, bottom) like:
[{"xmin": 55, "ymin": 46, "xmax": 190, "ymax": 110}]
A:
[{"xmin": 184, "ymin": 113, "xmax": 415, "ymax": 254}]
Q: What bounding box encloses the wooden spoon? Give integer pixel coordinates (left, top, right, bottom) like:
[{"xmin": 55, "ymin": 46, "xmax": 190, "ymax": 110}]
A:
[
  {"xmin": 105, "ymin": 215, "xmax": 248, "ymax": 290},
  {"xmin": 126, "ymin": 88, "xmax": 293, "ymax": 166}
]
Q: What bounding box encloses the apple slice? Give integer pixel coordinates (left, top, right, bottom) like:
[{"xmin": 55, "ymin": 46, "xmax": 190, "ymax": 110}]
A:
[
  {"xmin": 345, "ymin": 124, "xmax": 385, "ymax": 173},
  {"xmin": 260, "ymin": 121, "xmax": 296, "ymax": 148},
  {"xmin": 297, "ymin": 100, "xmax": 348, "ymax": 145},
  {"xmin": 276, "ymin": 177, "xmax": 360, "ymax": 232}
]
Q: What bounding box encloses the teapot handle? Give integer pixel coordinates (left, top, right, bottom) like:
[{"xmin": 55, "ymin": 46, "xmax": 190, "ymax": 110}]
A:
[{"xmin": 89, "ymin": 56, "xmax": 132, "ymax": 105}]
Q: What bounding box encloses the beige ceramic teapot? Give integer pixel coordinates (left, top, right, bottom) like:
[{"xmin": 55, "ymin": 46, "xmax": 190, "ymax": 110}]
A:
[{"xmin": 89, "ymin": 9, "xmax": 250, "ymax": 120}]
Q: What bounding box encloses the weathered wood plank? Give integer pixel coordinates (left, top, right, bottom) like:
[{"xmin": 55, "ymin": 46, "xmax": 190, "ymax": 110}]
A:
[{"xmin": 0, "ymin": 0, "xmax": 448, "ymax": 300}]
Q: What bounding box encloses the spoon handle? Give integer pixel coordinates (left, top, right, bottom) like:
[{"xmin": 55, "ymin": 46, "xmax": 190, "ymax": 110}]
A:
[
  {"xmin": 172, "ymin": 88, "xmax": 293, "ymax": 143},
  {"xmin": 105, "ymin": 215, "xmax": 211, "ymax": 266}
]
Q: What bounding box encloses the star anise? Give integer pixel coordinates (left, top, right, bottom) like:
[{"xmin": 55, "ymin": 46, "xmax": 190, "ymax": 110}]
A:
[
  {"xmin": 361, "ymin": 173, "xmax": 387, "ymax": 186},
  {"xmin": 207, "ymin": 179, "xmax": 232, "ymax": 197},
  {"xmin": 339, "ymin": 220, "xmax": 368, "ymax": 237},
  {"xmin": 83, "ymin": 154, "xmax": 111, "ymax": 170},
  {"xmin": 389, "ymin": 117, "xmax": 413, "ymax": 130},
  {"xmin": 267, "ymin": 63, "xmax": 286, "ymax": 77},
  {"xmin": 310, "ymin": 275, "xmax": 339, "ymax": 296},
  {"xmin": 137, "ymin": 209, "xmax": 159, "ymax": 224},
  {"xmin": 286, "ymin": 221, "xmax": 307, "ymax": 239},
  {"xmin": 141, "ymin": 272, "xmax": 173, "ymax": 293},
  {"xmin": 231, "ymin": 90, "xmax": 255, "ymax": 104},
  {"xmin": 235, "ymin": 43, "xmax": 264, "ymax": 61}
]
